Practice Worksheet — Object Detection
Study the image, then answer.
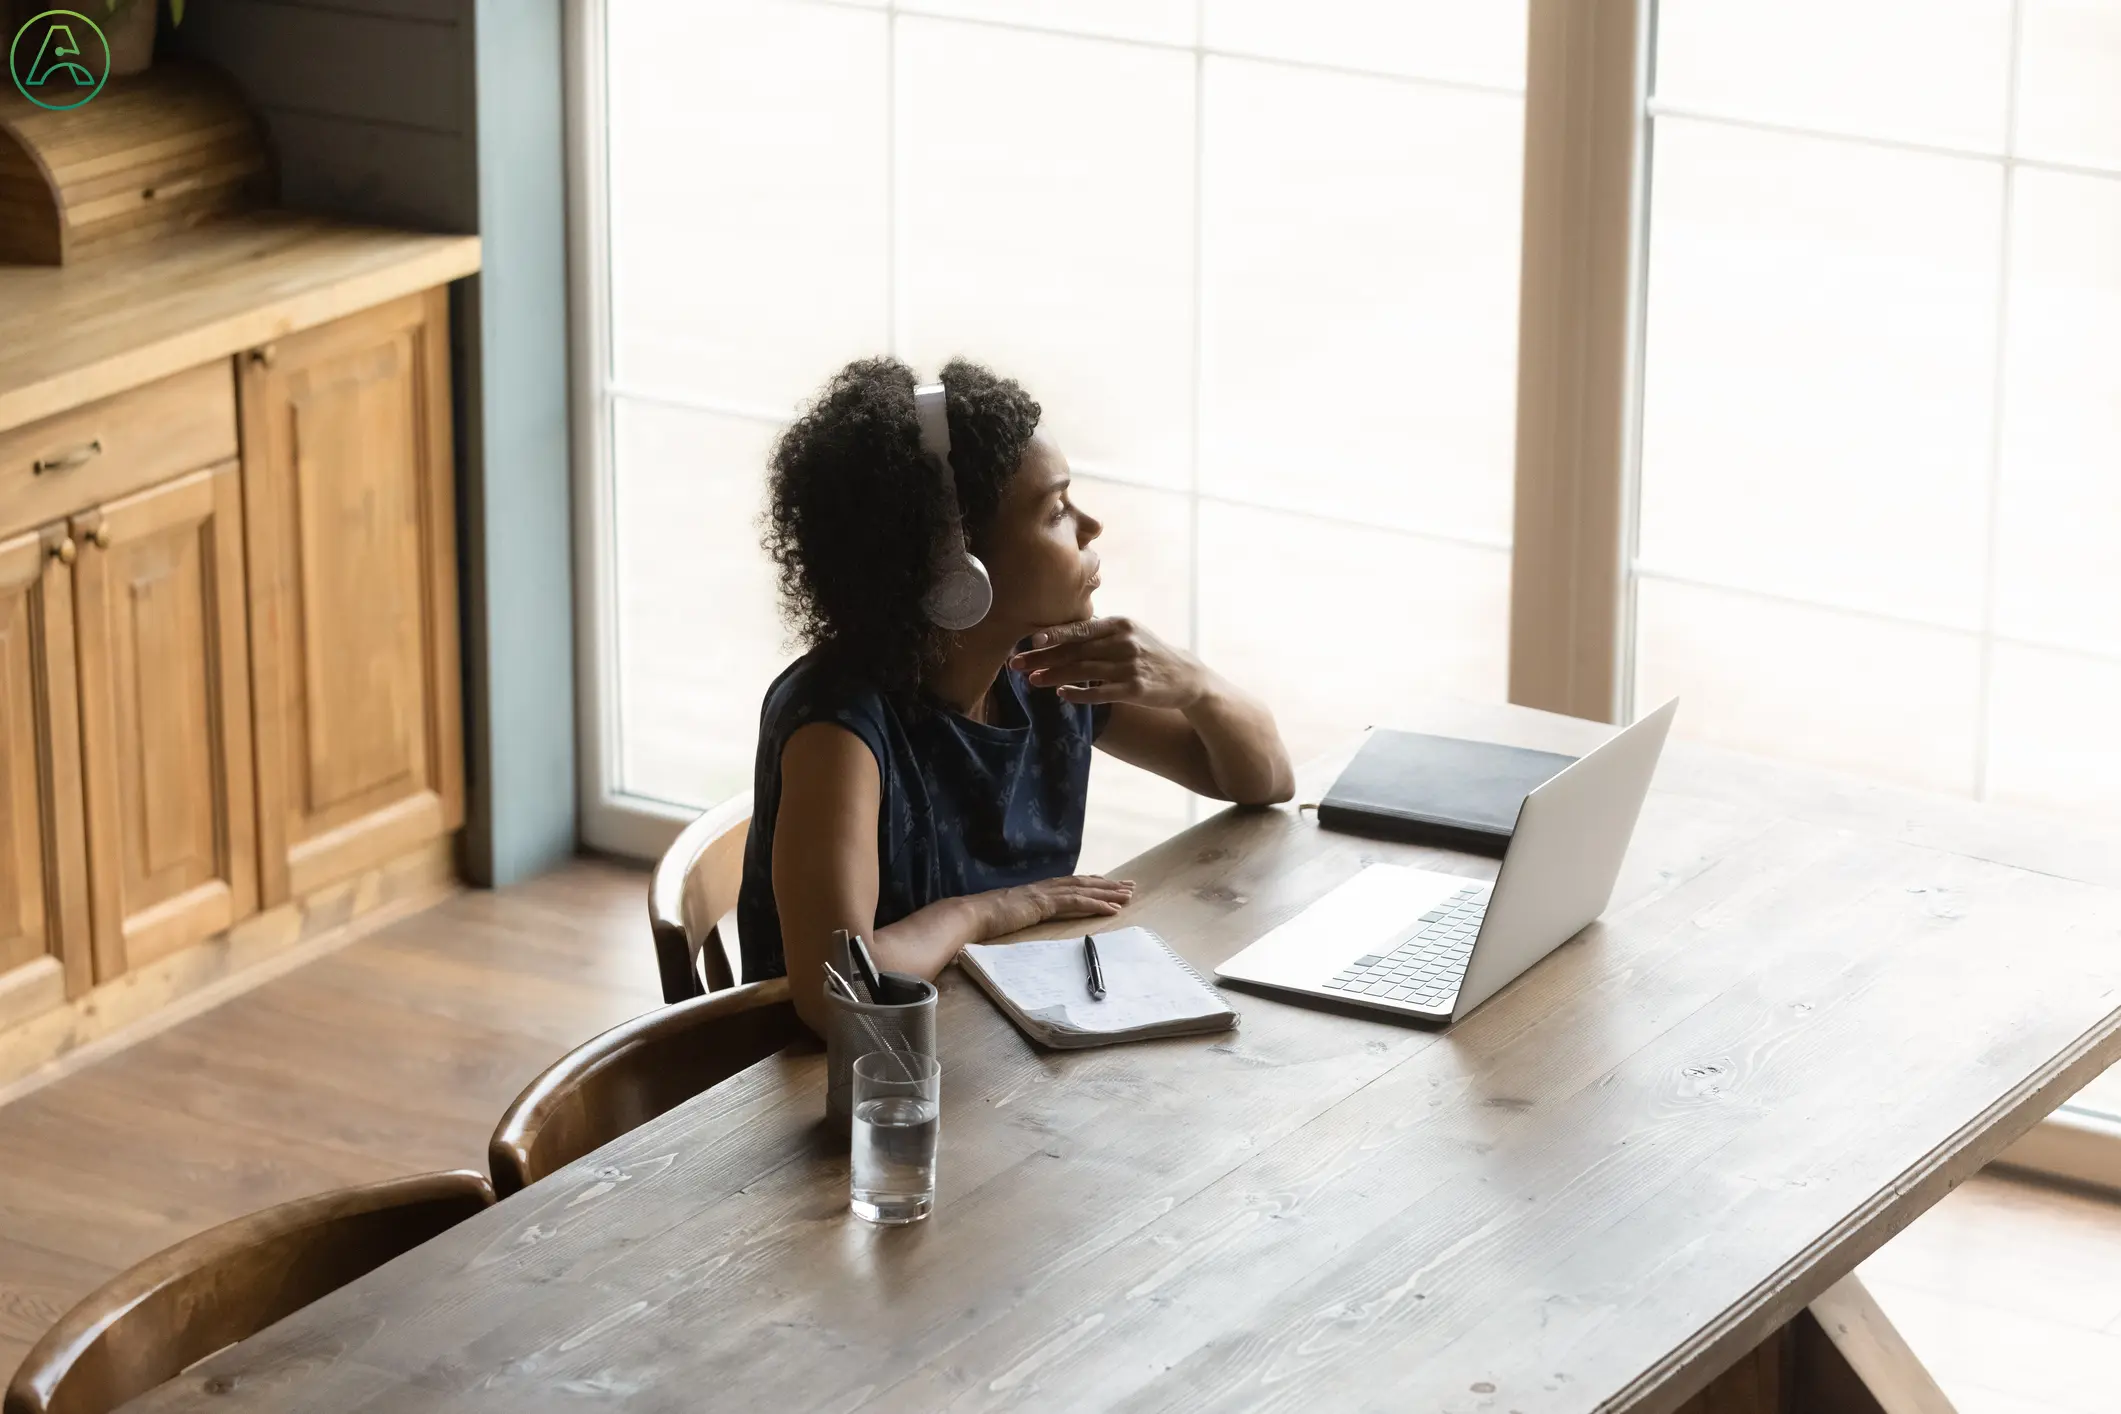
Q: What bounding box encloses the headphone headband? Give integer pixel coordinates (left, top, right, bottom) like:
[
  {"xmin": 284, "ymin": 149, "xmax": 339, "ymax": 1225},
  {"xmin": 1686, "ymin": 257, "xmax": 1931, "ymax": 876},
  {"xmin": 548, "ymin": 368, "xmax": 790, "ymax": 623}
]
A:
[
  {"xmin": 912, "ymin": 380, "xmax": 966, "ymax": 525},
  {"xmin": 913, "ymin": 380, "xmax": 951, "ymax": 464}
]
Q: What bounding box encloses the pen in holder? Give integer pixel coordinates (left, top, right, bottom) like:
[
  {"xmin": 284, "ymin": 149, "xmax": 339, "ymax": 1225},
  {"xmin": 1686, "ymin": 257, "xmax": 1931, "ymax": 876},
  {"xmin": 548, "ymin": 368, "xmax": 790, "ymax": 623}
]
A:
[{"xmin": 824, "ymin": 936, "xmax": 938, "ymax": 1134}]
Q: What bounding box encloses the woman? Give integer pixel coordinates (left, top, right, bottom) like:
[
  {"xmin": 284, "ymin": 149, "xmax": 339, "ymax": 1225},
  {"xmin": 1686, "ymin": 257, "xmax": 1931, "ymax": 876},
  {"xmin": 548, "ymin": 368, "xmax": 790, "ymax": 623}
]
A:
[{"xmin": 736, "ymin": 356, "xmax": 1293, "ymax": 1036}]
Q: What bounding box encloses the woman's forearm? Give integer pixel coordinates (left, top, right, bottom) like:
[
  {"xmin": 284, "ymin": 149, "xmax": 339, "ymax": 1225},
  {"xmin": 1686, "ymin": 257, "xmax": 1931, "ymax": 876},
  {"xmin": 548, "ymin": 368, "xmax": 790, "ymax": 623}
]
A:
[
  {"xmin": 834, "ymin": 873, "xmax": 1133, "ymax": 988},
  {"xmin": 1184, "ymin": 671, "xmax": 1296, "ymax": 805},
  {"xmin": 870, "ymin": 894, "xmax": 996, "ymax": 980},
  {"xmin": 785, "ymin": 898, "xmax": 983, "ymax": 1036}
]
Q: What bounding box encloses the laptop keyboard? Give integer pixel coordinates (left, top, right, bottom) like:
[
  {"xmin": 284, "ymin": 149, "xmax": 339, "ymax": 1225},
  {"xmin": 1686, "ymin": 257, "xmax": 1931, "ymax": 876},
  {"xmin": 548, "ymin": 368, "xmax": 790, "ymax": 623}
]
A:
[{"xmin": 1321, "ymin": 883, "xmax": 1489, "ymax": 1011}]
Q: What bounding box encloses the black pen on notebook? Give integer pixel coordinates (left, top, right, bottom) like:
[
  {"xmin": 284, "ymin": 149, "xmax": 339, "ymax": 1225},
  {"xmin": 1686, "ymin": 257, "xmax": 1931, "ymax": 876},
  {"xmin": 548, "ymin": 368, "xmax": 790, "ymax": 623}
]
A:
[{"xmin": 1083, "ymin": 933, "xmax": 1106, "ymax": 1001}]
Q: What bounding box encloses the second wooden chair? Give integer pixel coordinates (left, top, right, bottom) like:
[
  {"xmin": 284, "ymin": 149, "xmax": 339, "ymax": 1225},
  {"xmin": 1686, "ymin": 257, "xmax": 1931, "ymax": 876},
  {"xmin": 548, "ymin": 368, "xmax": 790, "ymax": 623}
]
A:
[
  {"xmin": 487, "ymin": 974, "xmax": 799, "ymax": 1198},
  {"xmin": 4, "ymin": 1170, "xmax": 493, "ymax": 1414},
  {"xmin": 648, "ymin": 790, "xmax": 752, "ymax": 1000}
]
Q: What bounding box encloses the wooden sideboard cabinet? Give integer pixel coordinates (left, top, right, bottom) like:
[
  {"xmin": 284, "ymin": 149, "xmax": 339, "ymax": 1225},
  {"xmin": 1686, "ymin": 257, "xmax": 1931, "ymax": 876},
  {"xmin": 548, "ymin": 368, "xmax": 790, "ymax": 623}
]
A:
[
  {"xmin": 239, "ymin": 288, "xmax": 464, "ymax": 905},
  {"xmin": 0, "ymin": 364, "xmax": 255, "ymax": 1006},
  {"xmin": 0, "ymin": 217, "xmax": 482, "ymax": 1085}
]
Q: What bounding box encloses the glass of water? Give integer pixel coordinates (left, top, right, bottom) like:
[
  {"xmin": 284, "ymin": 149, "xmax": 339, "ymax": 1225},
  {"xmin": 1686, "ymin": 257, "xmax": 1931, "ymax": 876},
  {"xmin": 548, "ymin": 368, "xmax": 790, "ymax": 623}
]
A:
[{"xmin": 850, "ymin": 1050, "xmax": 941, "ymax": 1225}]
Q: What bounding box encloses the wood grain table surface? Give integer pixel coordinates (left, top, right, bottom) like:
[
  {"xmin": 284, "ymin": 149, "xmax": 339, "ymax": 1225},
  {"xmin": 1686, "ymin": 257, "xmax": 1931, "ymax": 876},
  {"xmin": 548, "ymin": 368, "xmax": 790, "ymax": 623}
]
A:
[{"xmin": 120, "ymin": 700, "xmax": 2121, "ymax": 1414}]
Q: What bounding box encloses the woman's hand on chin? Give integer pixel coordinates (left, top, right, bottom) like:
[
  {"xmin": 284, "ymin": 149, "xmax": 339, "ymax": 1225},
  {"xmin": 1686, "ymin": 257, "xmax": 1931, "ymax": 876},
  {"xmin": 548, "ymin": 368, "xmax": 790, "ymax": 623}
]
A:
[
  {"xmin": 980, "ymin": 874, "xmax": 1136, "ymax": 938},
  {"xmin": 1009, "ymin": 617, "xmax": 1206, "ymax": 711}
]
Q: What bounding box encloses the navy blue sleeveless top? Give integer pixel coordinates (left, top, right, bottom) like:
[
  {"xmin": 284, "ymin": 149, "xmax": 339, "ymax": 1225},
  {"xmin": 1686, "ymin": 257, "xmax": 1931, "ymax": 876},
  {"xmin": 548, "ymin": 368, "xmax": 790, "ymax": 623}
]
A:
[{"xmin": 734, "ymin": 649, "xmax": 1110, "ymax": 984}]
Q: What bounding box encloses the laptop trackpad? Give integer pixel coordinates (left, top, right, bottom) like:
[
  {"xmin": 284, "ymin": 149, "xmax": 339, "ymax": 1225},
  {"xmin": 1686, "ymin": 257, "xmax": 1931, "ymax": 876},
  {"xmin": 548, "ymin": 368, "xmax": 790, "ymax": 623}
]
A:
[{"xmin": 1217, "ymin": 864, "xmax": 1471, "ymax": 985}]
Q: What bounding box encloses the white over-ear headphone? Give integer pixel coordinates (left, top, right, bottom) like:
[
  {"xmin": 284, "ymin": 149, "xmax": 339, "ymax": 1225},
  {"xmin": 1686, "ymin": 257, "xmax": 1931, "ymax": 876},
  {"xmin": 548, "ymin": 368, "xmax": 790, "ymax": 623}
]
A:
[{"xmin": 913, "ymin": 379, "xmax": 993, "ymax": 631}]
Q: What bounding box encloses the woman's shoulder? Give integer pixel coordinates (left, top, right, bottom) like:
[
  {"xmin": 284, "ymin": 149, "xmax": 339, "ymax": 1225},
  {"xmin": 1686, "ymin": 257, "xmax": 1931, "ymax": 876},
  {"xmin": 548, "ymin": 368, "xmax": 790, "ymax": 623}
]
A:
[{"xmin": 761, "ymin": 650, "xmax": 899, "ymax": 740}]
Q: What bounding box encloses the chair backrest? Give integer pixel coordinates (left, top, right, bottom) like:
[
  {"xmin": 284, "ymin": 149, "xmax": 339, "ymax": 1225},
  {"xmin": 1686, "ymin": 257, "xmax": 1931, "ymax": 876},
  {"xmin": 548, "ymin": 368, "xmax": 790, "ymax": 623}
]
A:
[
  {"xmin": 648, "ymin": 790, "xmax": 753, "ymax": 1001},
  {"xmin": 3, "ymin": 1171, "xmax": 493, "ymax": 1414},
  {"xmin": 487, "ymin": 975, "xmax": 797, "ymax": 1198}
]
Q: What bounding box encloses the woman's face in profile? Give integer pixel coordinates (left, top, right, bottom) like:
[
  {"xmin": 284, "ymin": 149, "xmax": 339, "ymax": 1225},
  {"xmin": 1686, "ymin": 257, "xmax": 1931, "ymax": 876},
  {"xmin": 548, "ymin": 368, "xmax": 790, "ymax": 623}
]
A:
[{"xmin": 978, "ymin": 434, "xmax": 1104, "ymax": 631}]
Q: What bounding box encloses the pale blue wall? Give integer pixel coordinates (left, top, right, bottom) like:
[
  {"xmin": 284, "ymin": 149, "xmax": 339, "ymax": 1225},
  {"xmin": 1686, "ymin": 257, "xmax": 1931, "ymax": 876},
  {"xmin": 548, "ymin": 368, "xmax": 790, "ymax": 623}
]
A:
[{"xmin": 462, "ymin": 0, "xmax": 577, "ymax": 884}]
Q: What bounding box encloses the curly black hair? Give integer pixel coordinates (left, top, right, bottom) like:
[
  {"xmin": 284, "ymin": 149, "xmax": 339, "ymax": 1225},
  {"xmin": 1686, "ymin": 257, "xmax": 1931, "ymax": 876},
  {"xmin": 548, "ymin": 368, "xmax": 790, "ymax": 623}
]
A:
[{"xmin": 762, "ymin": 356, "xmax": 1042, "ymax": 699}]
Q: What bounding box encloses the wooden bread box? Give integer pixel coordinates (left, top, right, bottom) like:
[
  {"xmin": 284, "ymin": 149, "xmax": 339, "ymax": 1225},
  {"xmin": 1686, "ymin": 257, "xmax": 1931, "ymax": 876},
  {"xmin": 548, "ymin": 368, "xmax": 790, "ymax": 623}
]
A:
[
  {"xmin": 0, "ymin": 214, "xmax": 480, "ymax": 1090},
  {"xmin": 0, "ymin": 59, "xmax": 271, "ymax": 265}
]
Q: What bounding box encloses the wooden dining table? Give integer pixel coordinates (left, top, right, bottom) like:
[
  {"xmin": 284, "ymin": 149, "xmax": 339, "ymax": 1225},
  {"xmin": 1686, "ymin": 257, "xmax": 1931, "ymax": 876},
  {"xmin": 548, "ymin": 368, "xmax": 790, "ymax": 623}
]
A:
[{"xmin": 125, "ymin": 699, "xmax": 2121, "ymax": 1413}]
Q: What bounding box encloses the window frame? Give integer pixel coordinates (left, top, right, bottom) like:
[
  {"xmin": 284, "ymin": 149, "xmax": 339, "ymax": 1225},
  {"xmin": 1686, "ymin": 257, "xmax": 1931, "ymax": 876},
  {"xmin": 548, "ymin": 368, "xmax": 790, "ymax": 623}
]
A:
[
  {"xmin": 1506, "ymin": 0, "xmax": 1651, "ymax": 725},
  {"xmin": 567, "ymin": 0, "xmax": 699, "ymax": 861}
]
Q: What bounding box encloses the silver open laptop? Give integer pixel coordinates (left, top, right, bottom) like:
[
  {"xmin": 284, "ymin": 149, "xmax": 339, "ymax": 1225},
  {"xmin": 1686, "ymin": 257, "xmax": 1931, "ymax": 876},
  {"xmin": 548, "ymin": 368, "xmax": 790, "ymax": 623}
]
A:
[{"xmin": 1216, "ymin": 699, "xmax": 1679, "ymax": 1026}]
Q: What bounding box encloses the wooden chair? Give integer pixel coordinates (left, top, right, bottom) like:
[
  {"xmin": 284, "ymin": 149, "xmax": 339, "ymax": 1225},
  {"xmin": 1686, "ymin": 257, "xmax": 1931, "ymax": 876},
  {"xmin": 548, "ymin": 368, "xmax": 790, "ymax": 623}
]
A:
[
  {"xmin": 3, "ymin": 1171, "xmax": 493, "ymax": 1414},
  {"xmin": 487, "ymin": 975, "xmax": 798, "ymax": 1198},
  {"xmin": 649, "ymin": 790, "xmax": 752, "ymax": 1001}
]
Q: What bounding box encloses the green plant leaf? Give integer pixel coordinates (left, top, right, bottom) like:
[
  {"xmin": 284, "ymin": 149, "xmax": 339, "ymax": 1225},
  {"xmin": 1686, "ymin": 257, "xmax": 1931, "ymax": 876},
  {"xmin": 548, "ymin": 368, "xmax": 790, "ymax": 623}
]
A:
[{"xmin": 171, "ymin": 0, "xmax": 185, "ymax": 24}]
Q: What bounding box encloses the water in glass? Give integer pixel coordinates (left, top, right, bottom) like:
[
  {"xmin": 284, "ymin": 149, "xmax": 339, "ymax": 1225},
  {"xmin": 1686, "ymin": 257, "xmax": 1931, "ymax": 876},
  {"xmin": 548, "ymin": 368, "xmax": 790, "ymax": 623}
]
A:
[{"xmin": 851, "ymin": 1094, "xmax": 939, "ymax": 1224}]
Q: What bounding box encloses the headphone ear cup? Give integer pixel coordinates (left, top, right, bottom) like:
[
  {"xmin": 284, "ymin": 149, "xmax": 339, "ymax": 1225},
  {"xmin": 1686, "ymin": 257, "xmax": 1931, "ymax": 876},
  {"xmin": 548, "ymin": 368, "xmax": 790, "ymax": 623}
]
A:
[{"xmin": 923, "ymin": 553, "xmax": 993, "ymax": 631}]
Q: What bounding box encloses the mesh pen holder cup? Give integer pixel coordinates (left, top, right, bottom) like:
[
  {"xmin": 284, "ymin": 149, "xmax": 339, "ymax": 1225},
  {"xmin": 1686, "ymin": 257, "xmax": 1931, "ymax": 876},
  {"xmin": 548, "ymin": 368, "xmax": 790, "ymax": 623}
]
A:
[{"xmin": 825, "ymin": 980, "xmax": 938, "ymax": 1133}]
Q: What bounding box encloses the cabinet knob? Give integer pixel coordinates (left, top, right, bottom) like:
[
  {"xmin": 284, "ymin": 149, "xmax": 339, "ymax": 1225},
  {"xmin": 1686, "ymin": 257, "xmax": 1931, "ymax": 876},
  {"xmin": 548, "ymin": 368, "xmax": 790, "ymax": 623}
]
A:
[
  {"xmin": 88, "ymin": 523, "xmax": 111, "ymax": 550},
  {"xmin": 48, "ymin": 535, "xmax": 75, "ymax": 566}
]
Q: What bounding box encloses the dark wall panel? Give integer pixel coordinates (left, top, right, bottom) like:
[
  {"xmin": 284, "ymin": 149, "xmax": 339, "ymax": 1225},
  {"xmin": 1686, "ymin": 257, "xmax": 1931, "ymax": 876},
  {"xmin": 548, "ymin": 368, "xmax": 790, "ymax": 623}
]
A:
[
  {"xmin": 177, "ymin": 0, "xmax": 465, "ymax": 135},
  {"xmin": 264, "ymin": 108, "xmax": 476, "ymax": 230}
]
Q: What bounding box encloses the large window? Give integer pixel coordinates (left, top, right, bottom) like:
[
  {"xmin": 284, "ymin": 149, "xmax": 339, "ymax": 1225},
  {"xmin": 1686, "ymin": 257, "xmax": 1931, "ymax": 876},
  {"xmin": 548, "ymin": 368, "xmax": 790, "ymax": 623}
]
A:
[
  {"xmin": 570, "ymin": 0, "xmax": 2119, "ymax": 1166},
  {"xmin": 576, "ymin": 0, "xmax": 1529, "ymax": 871},
  {"xmin": 1633, "ymin": 0, "xmax": 2121, "ymax": 818}
]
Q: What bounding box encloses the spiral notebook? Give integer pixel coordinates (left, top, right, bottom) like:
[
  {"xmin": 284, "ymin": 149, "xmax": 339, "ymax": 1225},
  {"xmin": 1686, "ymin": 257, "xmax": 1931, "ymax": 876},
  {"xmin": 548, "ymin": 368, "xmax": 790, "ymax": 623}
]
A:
[{"xmin": 959, "ymin": 927, "xmax": 1238, "ymax": 1049}]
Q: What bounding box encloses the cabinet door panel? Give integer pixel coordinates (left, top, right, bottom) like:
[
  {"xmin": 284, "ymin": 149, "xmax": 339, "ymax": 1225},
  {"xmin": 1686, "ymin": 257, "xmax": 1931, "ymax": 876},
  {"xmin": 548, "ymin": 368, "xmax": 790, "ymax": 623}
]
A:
[
  {"xmin": 242, "ymin": 289, "xmax": 463, "ymax": 903},
  {"xmin": 74, "ymin": 464, "xmax": 257, "ymax": 977},
  {"xmin": 295, "ymin": 334, "xmax": 426, "ymax": 815},
  {"xmin": 0, "ymin": 526, "xmax": 90, "ymax": 1024}
]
